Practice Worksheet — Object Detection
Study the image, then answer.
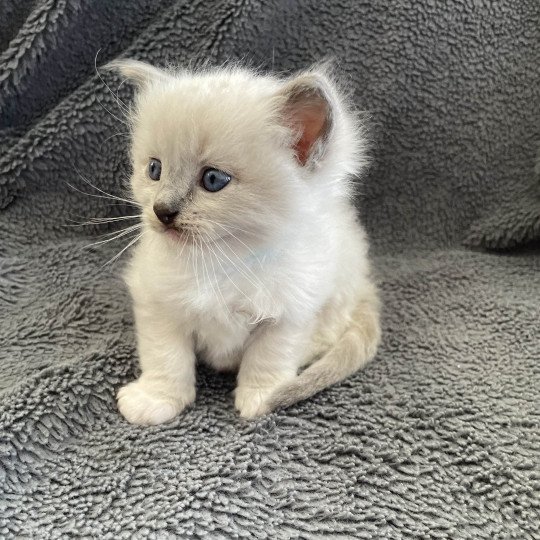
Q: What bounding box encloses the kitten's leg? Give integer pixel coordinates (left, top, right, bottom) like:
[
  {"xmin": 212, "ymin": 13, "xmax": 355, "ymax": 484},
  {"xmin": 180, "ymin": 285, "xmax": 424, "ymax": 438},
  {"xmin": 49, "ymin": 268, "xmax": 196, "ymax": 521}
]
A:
[
  {"xmin": 117, "ymin": 302, "xmax": 195, "ymax": 425},
  {"xmin": 235, "ymin": 321, "xmax": 310, "ymax": 419}
]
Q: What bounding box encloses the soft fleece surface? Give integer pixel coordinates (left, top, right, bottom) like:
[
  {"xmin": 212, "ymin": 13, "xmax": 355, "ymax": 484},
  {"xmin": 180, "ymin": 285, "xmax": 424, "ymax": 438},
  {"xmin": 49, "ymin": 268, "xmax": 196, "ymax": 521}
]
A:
[{"xmin": 1, "ymin": 1, "xmax": 539, "ymax": 538}]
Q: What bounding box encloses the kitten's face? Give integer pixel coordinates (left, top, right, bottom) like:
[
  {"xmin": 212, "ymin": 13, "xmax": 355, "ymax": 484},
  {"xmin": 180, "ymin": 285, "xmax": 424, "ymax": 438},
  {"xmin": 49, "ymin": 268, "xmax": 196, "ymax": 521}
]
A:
[
  {"xmin": 129, "ymin": 71, "xmax": 302, "ymax": 246},
  {"xmin": 114, "ymin": 61, "xmax": 340, "ymax": 248}
]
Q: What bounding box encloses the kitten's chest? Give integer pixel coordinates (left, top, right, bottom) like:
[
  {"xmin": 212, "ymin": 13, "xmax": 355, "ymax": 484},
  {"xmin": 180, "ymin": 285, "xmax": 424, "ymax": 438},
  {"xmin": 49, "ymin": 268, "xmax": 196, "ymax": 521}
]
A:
[
  {"xmin": 161, "ymin": 258, "xmax": 274, "ymax": 329},
  {"xmin": 179, "ymin": 274, "xmax": 267, "ymax": 364},
  {"xmin": 135, "ymin": 240, "xmax": 282, "ymax": 325}
]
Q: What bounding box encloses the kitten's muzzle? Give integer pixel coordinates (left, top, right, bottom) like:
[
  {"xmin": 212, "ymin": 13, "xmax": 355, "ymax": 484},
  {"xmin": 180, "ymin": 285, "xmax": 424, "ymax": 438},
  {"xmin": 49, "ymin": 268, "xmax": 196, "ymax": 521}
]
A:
[{"xmin": 153, "ymin": 203, "xmax": 179, "ymax": 226}]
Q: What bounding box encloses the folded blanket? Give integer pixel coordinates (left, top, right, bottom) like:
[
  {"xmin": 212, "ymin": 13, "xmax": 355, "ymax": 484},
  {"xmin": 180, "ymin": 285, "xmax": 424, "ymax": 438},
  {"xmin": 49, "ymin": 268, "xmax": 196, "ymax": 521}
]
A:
[{"xmin": 465, "ymin": 150, "xmax": 540, "ymax": 250}]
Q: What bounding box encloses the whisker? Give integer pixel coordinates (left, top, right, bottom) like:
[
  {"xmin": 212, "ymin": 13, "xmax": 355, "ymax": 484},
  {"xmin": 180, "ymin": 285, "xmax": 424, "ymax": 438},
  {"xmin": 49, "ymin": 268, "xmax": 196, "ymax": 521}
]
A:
[
  {"xmin": 198, "ymin": 237, "xmax": 216, "ymax": 299},
  {"xmin": 94, "ymin": 49, "xmax": 130, "ymax": 118},
  {"xmin": 94, "ymin": 223, "xmax": 142, "ymax": 239},
  {"xmin": 208, "ymin": 240, "xmax": 271, "ymax": 325},
  {"xmin": 206, "ymin": 218, "xmax": 254, "ymax": 236},
  {"xmin": 192, "ymin": 237, "xmax": 201, "ymax": 297},
  {"xmin": 100, "ymin": 131, "xmax": 131, "ymax": 148},
  {"xmin": 66, "ymin": 215, "xmax": 141, "ymax": 227},
  {"xmin": 212, "ymin": 241, "xmax": 263, "ymax": 292},
  {"xmin": 201, "ymin": 236, "xmax": 231, "ymax": 316},
  {"xmin": 83, "ymin": 224, "xmax": 142, "ymax": 249},
  {"xmin": 213, "ymin": 235, "xmax": 275, "ymax": 319},
  {"xmin": 206, "ymin": 237, "xmax": 255, "ymax": 308},
  {"xmin": 73, "ymin": 168, "xmax": 140, "ymax": 206},
  {"xmin": 207, "ymin": 220, "xmax": 264, "ymax": 270},
  {"xmin": 186, "ymin": 233, "xmax": 193, "ymax": 275},
  {"xmin": 172, "ymin": 233, "xmax": 189, "ymax": 263},
  {"xmin": 66, "ymin": 181, "xmax": 141, "ymax": 208},
  {"xmin": 213, "ymin": 237, "xmax": 267, "ymax": 293},
  {"xmin": 88, "ymin": 215, "xmax": 140, "ymax": 223},
  {"xmin": 101, "ymin": 232, "xmax": 144, "ymax": 268},
  {"xmin": 96, "ymin": 96, "xmax": 129, "ymax": 126}
]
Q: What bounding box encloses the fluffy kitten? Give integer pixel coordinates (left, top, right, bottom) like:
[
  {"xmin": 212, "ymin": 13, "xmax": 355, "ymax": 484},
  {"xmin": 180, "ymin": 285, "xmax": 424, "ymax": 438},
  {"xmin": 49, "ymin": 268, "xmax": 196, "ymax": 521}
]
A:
[{"xmin": 110, "ymin": 59, "xmax": 381, "ymax": 424}]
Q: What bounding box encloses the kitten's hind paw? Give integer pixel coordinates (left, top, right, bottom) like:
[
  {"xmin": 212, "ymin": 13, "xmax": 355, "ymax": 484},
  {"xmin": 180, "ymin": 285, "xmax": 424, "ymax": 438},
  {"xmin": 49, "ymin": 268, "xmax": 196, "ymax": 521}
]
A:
[{"xmin": 117, "ymin": 379, "xmax": 195, "ymax": 425}]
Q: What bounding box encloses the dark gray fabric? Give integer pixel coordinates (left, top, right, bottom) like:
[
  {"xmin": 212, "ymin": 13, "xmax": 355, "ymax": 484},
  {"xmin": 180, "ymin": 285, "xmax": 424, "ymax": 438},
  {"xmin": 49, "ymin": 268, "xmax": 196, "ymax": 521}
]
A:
[
  {"xmin": 465, "ymin": 152, "xmax": 540, "ymax": 250},
  {"xmin": 1, "ymin": 1, "xmax": 539, "ymax": 538}
]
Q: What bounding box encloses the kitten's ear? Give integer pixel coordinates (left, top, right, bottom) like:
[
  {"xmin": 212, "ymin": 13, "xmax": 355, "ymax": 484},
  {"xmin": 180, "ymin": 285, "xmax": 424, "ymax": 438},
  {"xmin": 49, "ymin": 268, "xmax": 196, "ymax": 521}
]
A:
[
  {"xmin": 106, "ymin": 59, "xmax": 169, "ymax": 89},
  {"xmin": 279, "ymin": 71, "xmax": 334, "ymax": 167}
]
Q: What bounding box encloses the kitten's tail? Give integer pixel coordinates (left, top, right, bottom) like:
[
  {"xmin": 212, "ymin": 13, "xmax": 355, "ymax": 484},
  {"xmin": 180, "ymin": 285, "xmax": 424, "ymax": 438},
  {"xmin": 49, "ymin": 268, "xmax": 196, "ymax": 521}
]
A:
[{"xmin": 266, "ymin": 293, "xmax": 381, "ymax": 412}]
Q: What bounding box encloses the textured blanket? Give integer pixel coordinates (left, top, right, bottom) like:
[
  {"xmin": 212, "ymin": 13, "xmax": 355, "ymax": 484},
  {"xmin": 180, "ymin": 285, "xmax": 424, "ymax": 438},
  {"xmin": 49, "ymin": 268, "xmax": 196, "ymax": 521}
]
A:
[{"xmin": 1, "ymin": 1, "xmax": 539, "ymax": 538}]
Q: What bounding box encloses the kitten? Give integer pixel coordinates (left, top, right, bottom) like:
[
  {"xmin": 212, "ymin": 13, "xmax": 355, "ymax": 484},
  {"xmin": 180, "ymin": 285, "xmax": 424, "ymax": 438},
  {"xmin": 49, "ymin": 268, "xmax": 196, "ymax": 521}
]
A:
[{"xmin": 109, "ymin": 59, "xmax": 381, "ymax": 424}]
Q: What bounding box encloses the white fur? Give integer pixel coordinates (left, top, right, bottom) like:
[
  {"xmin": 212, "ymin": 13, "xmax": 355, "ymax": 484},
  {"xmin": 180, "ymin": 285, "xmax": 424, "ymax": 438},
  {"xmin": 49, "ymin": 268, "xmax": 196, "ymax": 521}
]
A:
[{"xmin": 111, "ymin": 60, "xmax": 381, "ymax": 423}]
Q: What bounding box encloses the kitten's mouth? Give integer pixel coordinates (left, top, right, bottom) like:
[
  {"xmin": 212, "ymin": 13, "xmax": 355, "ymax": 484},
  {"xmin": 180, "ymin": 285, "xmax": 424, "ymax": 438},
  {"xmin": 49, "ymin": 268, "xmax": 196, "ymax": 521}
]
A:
[
  {"xmin": 149, "ymin": 217, "xmax": 195, "ymax": 244},
  {"xmin": 162, "ymin": 225, "xmax": 193, "ymax": 243}
]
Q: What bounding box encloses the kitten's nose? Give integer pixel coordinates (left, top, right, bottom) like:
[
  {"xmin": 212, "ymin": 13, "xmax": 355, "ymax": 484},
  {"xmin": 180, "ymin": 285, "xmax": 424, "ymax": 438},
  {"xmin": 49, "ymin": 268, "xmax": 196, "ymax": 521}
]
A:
[{"xmin": 153, "ymin": 203, "xmax": 179, "ymax": 226}]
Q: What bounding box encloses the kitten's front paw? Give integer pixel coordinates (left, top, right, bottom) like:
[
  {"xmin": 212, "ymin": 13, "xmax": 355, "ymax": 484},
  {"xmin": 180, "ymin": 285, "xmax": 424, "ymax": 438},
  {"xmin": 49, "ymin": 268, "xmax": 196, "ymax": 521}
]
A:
[
  {"xmin": 117, "ymin": 379, "xmax": 195, "ymax": 426},
  {"xmin": 234, "ymin": 385, "xmax": 274, "ymax": 419}
]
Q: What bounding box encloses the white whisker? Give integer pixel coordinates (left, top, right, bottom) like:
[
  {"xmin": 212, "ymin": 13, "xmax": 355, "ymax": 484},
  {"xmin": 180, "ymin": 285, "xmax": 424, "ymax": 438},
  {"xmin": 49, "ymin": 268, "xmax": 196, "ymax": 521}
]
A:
[
  {"xmin": 207, "ymin": 237, "xmax": 255, "ymax": 308},
  {"xmin": 186, "ymin": 234, "xmax": 193, "ymax": 274},
  {"xmin": 83, "ymin": 224, "xmax": 142, "ymax": 249},
  {"xmin": 101, "ymin": 232, "xmax": 144, "ymax": 268},
  {"xmin": 208, "ymin": 219, "xmax": 264, "ymax": 270},
  {"xmin": 201, "ymin": 236, "xmax": 231, "ymax": 317},
  {"xmin": 70, "ymin": 169, "xmax": 141, "ymax": 207},
  {"xmin": 213, "ymin": 238, "xmax": 266, "ymax": 293},
  {"xmin": 100, "ymin": 131, "xmax": 131, "ymax": 148},
  {"xmin": 174, "ymin": 234, "xmax": 189, "ymax": 263},
  {"xmin": 206, "ymin": 218, "xmax": 254, "ymax": 236},
  {"xmin": 66, "ymin": 215, "xmax": 141, "ymax": 227},
  {"xmin": 214, "ymin": 244, "xmax": 262, "ymax": 293},
  {"xmin": 97, "ymin": 99, "xmax": 128, "ymax": 125},
  {"xmin": 66, "ymin": 181, "xmax": 141, "ymax": 208},
  {"xmin": 198, "ymin": 237, "xmax": 217, "ymax": 303},
  {"xmin": 94, "ymin": 49, "xmax": 130, "ymax": 119},
  {"xmin": 192, "ymin": 237, "xmax": 201, "ymax": 297},
  {"xmin": 95, "ymin": 223, "xmax": 142, "ymax": 239}
]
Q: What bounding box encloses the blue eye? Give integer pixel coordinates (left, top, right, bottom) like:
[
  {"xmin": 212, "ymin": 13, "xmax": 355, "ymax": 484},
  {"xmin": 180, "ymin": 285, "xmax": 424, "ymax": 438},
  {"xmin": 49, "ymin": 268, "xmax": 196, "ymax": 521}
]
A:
[
  {"xmin": 201, "ymin": 168, "xmax": 231, "ymax": 192},
  {"xmin": 148, "ymin": 159, "xmax": 161, "ymax": 181}
]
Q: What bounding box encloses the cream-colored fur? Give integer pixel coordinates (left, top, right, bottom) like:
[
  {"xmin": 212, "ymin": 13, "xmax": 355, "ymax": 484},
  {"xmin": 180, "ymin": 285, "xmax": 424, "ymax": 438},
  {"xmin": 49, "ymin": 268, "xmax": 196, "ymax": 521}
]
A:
[{"xmin": 110, "ymin": 60, "xmax": 381, "ymax": 424}]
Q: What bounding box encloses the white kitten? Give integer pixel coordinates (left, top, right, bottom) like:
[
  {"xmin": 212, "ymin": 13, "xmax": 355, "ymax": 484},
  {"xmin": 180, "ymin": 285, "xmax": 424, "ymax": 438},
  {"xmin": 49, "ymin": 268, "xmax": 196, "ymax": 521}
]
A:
[{"xmin": 109, "ymin": 60, "xmax": 381, "ymax": 424}]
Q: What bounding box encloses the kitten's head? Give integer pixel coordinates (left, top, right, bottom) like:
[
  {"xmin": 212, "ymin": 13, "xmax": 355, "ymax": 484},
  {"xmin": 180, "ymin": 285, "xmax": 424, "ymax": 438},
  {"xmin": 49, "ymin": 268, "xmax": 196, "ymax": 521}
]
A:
[{"xmin": 110, "ymin": 59, "xmax": 365, "ymax": 247}]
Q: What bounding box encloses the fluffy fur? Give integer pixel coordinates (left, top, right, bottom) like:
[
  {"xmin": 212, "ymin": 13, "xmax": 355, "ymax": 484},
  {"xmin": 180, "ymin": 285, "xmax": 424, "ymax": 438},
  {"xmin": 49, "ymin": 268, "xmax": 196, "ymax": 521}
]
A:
[{"xmin": 110, "ymin": 60, "xmax": 381, "ymax": 423}]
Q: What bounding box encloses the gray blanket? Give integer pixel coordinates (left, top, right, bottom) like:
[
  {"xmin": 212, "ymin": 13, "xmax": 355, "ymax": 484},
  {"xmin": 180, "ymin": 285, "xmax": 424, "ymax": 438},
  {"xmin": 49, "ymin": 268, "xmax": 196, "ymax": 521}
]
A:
[{"xmin": 1, "ymin": 1, "xmax": 539, "ymax": 538}]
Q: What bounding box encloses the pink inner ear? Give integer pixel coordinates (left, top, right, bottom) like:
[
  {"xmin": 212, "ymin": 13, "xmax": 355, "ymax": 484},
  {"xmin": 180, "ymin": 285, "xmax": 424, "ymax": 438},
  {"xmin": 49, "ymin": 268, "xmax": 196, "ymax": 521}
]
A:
[{"xmin": 290, "ymin": 99, "xmax": 328, "ymax": 166}]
